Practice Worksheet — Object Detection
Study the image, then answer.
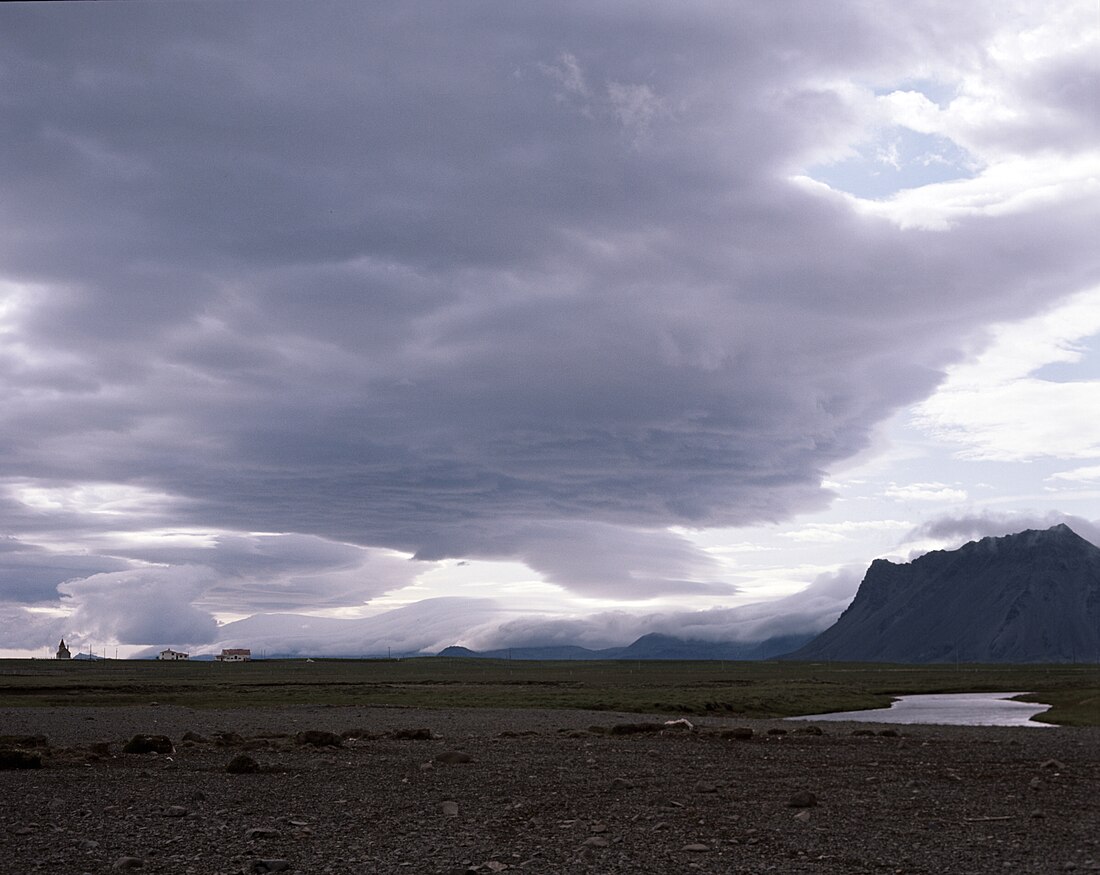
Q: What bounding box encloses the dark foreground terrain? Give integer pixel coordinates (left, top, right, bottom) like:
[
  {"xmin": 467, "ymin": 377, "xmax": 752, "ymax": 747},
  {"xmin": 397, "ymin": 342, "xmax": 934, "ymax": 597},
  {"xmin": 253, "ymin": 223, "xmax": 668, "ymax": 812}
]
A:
[{"xmin": 0, "ymin": 705, "xmax": 1097, "ymax": 874}]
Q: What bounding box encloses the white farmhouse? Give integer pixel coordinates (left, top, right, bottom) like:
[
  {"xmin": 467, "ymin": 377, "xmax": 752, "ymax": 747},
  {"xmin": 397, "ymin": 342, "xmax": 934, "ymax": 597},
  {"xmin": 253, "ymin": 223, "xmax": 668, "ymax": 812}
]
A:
[{"xmin": 158, "ymin": 648, "xmax": 190, "ymax": 660}]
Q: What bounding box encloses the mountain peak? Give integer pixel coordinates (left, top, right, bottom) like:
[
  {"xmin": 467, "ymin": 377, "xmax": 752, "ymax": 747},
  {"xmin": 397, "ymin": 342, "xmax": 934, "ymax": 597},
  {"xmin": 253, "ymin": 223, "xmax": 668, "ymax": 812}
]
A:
[{"xmin": 788, "ymin": 524, "xmax": 1100, "ymax": 663}]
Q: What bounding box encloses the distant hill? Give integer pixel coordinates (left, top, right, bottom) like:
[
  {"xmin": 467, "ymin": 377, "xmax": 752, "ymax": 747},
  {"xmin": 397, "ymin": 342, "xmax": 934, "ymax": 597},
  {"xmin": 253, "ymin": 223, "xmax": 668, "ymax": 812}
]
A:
[
  {"xmin": 437, "ymin": 632, "xmax": 813, "ymax": 661},
  {"xmin": 787, "ymin": 524, "xmax": 1100, "ymax": 663}
]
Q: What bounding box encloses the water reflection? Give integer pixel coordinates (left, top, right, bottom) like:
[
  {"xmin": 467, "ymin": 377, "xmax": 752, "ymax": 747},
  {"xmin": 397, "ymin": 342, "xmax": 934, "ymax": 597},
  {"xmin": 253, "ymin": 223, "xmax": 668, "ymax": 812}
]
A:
[{"xmin": 788, "ymin": 691, "xmax": 1053, "ymax": 727}]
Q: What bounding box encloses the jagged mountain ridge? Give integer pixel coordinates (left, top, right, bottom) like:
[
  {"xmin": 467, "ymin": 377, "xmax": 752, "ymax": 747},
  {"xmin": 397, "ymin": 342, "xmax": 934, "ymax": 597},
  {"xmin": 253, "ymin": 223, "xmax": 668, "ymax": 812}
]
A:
[{"xmin": 788, "ymin": 524, "xmax": 1100, "ymax": 663}]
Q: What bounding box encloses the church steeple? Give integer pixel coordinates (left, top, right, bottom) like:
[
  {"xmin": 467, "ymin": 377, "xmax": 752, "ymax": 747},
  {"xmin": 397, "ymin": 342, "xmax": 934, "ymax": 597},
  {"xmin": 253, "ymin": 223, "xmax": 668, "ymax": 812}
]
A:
[{"xmin": 56, "ymin": 638, "xmax": 71, "ymax": 660}]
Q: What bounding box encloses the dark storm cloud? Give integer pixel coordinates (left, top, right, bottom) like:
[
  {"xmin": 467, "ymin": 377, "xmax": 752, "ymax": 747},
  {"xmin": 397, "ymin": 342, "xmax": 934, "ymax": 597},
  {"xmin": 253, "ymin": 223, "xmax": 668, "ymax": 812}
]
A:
[
  {"xmin": 0, "ymin": 537, "xmax": 129, "ymax": 604},
  {"xmin": 0, "ymin": 1, "xmax": 1098, "ymax": 619}
]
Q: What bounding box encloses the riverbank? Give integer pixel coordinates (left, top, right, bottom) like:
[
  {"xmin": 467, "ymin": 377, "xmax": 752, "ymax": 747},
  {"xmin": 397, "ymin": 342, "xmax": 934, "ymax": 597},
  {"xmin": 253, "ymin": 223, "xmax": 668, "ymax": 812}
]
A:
[{"xmin": 1, "ymin": 704, "xmax": 1097, "ymax": 873}]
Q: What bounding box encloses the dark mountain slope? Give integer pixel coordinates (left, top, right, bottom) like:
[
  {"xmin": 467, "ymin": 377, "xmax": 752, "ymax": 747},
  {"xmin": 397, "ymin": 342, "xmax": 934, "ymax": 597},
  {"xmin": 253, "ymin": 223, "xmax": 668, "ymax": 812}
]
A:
[{"xmin": 788, "ymin": 524, "xmax": 1100, "ymax": 663}]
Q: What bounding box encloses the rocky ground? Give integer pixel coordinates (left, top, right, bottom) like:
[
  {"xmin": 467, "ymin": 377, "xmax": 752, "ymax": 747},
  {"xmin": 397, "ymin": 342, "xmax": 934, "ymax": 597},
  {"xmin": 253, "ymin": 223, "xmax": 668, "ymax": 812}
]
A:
[{"xmin": 0, "ymin": 704, "xmax": 1097, "ymax": 874}]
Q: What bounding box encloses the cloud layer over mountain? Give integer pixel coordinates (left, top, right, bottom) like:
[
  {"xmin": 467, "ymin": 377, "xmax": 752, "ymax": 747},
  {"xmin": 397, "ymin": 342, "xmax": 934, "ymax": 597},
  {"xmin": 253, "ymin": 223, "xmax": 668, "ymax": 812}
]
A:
[{"xmin": 1, "ymin": 2, "xmax": 1098, "ymax": 650}]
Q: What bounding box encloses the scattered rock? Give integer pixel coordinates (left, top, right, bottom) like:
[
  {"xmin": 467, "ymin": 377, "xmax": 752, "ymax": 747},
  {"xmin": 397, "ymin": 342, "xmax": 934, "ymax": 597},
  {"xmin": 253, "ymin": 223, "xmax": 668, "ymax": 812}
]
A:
[
  {"xmin": 693, "ymin": 781, "xmax": 719, "ymax": 794},
  {"xmin": 294, "ymin": 730, "xmax": 343, "ymax": 747},
  {"xmin": 794, "ymin": 725, "xmax": 824, "ymax": 736},
  {"xmin": 663, "ymin": 718, "xmax": 694, "ymax": 731},
  {"xmin": 608, "ymin": 722, "xmax": 664, "ymax": 735},
  {"xmin": 878, "ymin": 729, "xmax": 900, "ymax": 738},
  {"xmin": 78, "ymin": 839, "xmax": 99, "ymax": 850},
  {"xmin": 1030, "ymin": 777, "xmax": 1043, "ymax": 790},
  {"xmin": 581, "ymin": 836, "xmax": 609, "ymax": 847},
  {"xmin": 851, "ymin": 729, "xmax": 877, "ymax": 737},
  {"xmin": 440, "ymin": 800, "xmax": 459, "ymax": 817},
  {"xmin": 181, "ymin": 731, "xmax": 208, "ymax": 743},
  {"xmin": 787, "ymin": 790, "xmax": 818, "ymax": 808},
  {"xmin": 682, "ymin": 843, "xmax": 709, "ymax": 852},
  {"xmin": 246, "ymin": 827, "xmax": 280, "ymax": 840},
  {"xmin": 251, "ymin": 861, "xmax": 291, "ymax": 873},
  {"xmin": 163, "ymin": 806, "xmax": 188, "ymax": 818},
  {"xmin": 720, "ymin": 727, "xmax": 753, "ymax": 740},
  {"xmin": 609, "ymin": 777, "xmax": 635, "ymax": 791},
  {"xmin": 0, "ymin": 748, "xmax": 43, "ymax": 769},
  {"xmin": 122, "ymin": 734, "xmax": 173, "ymax": 755},
  {"xmin": 111, "ymin": 857, "xmax": 144, "ymax": 870},
  {"xmin": 794, "ymin": 809, "xmax": 812, "ymax": 822},
  {"xmin": 1041, "ymin": 759, "xmax": 1067, "ymax": 771},
  {"xmin": 435, "ymin": 750, "xmax": 474, "ymax": 764},
  {"xmin": 391, "ymin": 727, "xmax": 433, "ymax": 740},
  {"xmin": 0, "ymin": 734, "xmax": 48, "ymax": 748},
  {"xmin": 226, "ymin": 754, "xmax": 260, "ymax": 774},
  {"xmin": 767, "ymin": 728, "xmax": 788, "ymax": 736}
]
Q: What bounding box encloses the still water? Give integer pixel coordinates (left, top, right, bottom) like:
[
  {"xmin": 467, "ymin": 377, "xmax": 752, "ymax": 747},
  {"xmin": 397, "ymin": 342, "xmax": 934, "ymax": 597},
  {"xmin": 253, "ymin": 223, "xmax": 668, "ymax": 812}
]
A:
[{"xmin": 787, "ymin": 691, "xmax": 1053, "ymax": 727}]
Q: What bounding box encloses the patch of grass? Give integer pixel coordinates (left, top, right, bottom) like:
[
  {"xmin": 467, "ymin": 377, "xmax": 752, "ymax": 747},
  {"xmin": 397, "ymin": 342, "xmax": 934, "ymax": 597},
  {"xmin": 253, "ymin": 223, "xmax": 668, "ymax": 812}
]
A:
[
  {"xmin": 0, "ymin": 658, "xmax": 1096, "ymax": 725},
  {"xmin": 1016, "ymin": 688, "xmax": 1100, "ymax": 727}
]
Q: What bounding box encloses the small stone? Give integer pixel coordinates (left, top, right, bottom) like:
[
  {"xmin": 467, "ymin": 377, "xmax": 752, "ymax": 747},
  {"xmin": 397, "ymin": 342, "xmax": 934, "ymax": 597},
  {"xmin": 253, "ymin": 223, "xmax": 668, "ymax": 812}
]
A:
[
  {"xmin": 294, "ymin": 730, "xmax": 342, "ymax": 747},
  {"xmin": 693, "ymin": 781, "xmax": 719, "ymax": 794},
  {"xmin": 79, "ymin": 839, "xmax": 99, "ymax": 850},
  {"xmin": 767, "ymin": 728, "xmax": 788, "ymax": 736},
  {"xmin": 226, "ymin": 754, "xmax": 260, "ymax": 774},
  {"xmin": 441, "ymin": 801, "xmax": 460, "ymax": 817},
  {"xmin": 163, "ymin": 806, "xmax": 188, "ymax": 818},
  {"xmin": 112, "ymin": 858, "xmax": 144, "ymax": 870},
  {"xmin": 181, "ymin": 731, "xmax": 208, "ymax": 743},
  {"xmin": 608, "ymin": 722, "xmax": 664, "ymax": 735},
  {"xmin": 122, "ymin": 735, "xmax": 173, "ymax": 755},
  {"xmin": 435, "ymin": 750, "xmax": 474, "ymax": 764},
  {"xmin": 1041, "ymin": 759, "xmax": 1067, "ymax": 771},
  {"xmin": 719, "ymin": 727, "xmax": 753, "ymax": 740},
  {"xmin": 0, "ymin": 749, "xmax": 43, "ymax": 769},
  {"xmin": 682, "ymin": 843, "xmax": 709, "ymax": 852},
  {"xmin": 794, "ymin": 810, "xmax": 812, "ymax": 823},
  {"xmin": 1029, "ymin": 777, "xmax": 1042, "ymax": 790},
  {"xmin": 391, "ymin": 728, "xmax": 433, "ymax": 740},
  {"xmin": 581, "ymin": 836, "xmax": 609, "ymax": 847},
  {"xmin": 787, "ymin": 791, "xmax": 818, "ymax": 808},
  {"xmin": 246, "ymin": 827, "xmax": 279, "ymax": 840},
  {"xmin": 590, "ymin": 823, "xmax": 607, "ymax": 834},
  {"xmin": 851, "ymin": 729, "xmax": 876, "ymax": 737},
  {"xmin": 251, "ymin": 861, "xmax": 291, "ymax": 873},
  {"xmin": 878, "ymin": 729, "xmax": 900, "ymax": 738},
  {"xmin": 1031, "ymin": 810, "xmax": 1045, "ymax": 819},
  {"xmin": 609, "ymin": 777, "xmax": 635, "ymax": 791}
]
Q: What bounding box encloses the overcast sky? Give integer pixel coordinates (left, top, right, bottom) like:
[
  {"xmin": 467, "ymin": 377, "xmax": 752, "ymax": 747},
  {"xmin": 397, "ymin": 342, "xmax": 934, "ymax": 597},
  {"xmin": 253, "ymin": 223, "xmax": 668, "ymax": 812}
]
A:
[{"xmin": 2, "ymin": 1, "xmax": 1098, "ymax": 658}]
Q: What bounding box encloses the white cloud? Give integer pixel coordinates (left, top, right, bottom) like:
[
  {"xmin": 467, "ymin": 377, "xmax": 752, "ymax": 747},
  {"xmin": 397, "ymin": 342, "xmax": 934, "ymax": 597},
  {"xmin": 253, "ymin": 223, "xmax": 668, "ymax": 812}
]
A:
[
  {"xmin": 781, "ymin": 519, "xmax": 912, "ymax": 543},
  {"xmin": 59, "ymin": 566, "xmax": 220, "ymax": 646},
  {"xmin": 1048, "ymin": 465, "xmax": 1100, "ymax": 484},
  {"xmin": 914, "ymin": 287, "xmax": 1100, "ymax": 461},
  {"xmin": 884, "ymin": 482, "xmax": 968, "ymax": 502}
]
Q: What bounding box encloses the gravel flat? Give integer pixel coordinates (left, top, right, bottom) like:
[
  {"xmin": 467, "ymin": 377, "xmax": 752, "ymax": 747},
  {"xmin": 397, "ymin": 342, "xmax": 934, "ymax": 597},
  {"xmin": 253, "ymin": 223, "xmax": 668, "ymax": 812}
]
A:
[{"xmin": 1, "ymin": 704, "xmax": 1097, "ymax": 873}]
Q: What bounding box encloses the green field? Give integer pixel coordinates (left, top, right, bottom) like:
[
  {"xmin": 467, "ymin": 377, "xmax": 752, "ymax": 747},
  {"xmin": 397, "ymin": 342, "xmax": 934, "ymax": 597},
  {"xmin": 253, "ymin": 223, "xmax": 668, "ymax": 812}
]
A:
[{"xmin": 0, "ymin": 658, "xmax": 1096, "ymax": 726}]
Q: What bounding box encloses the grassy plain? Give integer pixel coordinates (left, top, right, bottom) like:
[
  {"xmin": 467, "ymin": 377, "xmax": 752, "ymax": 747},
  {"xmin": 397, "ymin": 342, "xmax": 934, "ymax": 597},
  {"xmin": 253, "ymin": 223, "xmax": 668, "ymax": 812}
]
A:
[{"xmin": 2, "ymin": 657, "xmax": 1097, "ymax": 725}]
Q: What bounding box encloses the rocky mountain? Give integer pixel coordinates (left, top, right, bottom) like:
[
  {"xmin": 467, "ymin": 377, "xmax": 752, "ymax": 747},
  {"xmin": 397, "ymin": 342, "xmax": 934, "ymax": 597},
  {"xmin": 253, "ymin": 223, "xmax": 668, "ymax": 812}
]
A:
[{"xmin": 787, "ymin": 524, "xmax": 1100, "ymax": 663}]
